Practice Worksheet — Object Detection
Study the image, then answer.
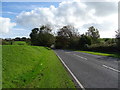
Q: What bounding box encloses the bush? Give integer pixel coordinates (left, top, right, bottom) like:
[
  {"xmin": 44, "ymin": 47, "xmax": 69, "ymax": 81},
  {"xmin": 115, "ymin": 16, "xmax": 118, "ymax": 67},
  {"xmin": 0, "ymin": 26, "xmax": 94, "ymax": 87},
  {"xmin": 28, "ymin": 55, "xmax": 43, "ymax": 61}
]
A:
[
  {"xmin": 2, "ymin": 41, "xmax": 12, "ymax": 45},
  {"xmin": 115, "ymin": 30, "xmax": 120, "ymax": 49},
  {"xmin": 78, "ymin": 34, "xmax": 92, "ymax": 50},
  {"xmin": 55, "ymin": 36, "xmax": 69, "ymax": 49},
  {"xmin": 116, "ymin": 38, "xmax": 120, "ymax": 49},
  {"xmin": 87, "ymin": 43, "xmax": 119, "ymax": 53},
  {"xmin": 30, "ymin": 26, "xmax": 55, "ymax": 47}
]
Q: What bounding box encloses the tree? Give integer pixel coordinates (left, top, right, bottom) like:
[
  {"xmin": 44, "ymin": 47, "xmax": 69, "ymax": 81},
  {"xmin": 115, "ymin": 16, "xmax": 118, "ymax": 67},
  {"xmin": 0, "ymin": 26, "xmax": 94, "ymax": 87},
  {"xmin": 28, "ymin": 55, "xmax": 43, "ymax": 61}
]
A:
[
  {"xmin": 14, "ymin": 37, "xmax": 21, "ymax": 41},
  {"xmin": 38, "ymin": 32, "xmax": 55, "ymax": 47},
  {"xmin": 40, "ymin": 25, "xmax": 52, "ymax": 33},
  {"xmin": 55, "ymin": 26, "xmax": 71, "ymax": 49},
  {"xmin": 30, "ymin": 28, "xmax": 39, "ymax": 45},
  {"xmin": 86, "ymin": 26, "xmax": 100, "ymax": 44},
  {"xmin": 21, "ymin": 37, "xmax": 27, "ymax": 41},
  {"xmin": 78, "ymin": 34, "xmax": 92, "ymax": 50},
  {"xmin": 55, "ymin": 36, "xmax": 69, "ymax": 49},
  {"xmin": 116, "ymin": 29, "xmax": 120, "ymax": 48},
  {"xmin": 30, "ymin": 25, "xmax": 55, "ymax": 47},
  {"xmin": 69, "ymin": 36, "xmax": 79, "ymax": 49},
  {"xmin": 55, "ymin": 25, "xmax": 80, "ymax": 49}
]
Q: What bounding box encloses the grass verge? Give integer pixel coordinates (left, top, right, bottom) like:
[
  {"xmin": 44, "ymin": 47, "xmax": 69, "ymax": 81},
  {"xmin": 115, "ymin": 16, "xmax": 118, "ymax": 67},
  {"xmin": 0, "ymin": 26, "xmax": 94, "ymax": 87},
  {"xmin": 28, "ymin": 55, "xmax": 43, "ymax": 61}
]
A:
[
  {"xmin": 2, "ymin": 45, "xmax": 75, "ymax": 88},
  {"xmin": 77, "ymin": 50, "xmax": 120, "ymax": 59}
]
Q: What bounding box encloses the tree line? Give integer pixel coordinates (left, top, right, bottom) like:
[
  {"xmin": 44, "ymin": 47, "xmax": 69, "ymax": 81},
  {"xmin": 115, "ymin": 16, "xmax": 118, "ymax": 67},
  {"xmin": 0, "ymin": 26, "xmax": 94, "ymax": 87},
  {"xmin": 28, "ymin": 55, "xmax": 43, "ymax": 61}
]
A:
[
  {"xmin": 2, "ymin": 25, "xmax": 119, "ymax": 53},
  {"xmin": 30, "ymin": 25, "xmax": 120, "ymax": 52}
]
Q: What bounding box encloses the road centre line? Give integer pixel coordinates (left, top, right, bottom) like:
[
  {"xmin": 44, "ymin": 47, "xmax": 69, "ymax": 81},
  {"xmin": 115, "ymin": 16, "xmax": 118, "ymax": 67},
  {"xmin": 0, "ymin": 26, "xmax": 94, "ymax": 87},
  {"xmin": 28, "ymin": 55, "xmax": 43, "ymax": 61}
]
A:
[
  {"xmin": 73, "ymin": 54, "xmax": 119, "ymax": 73},
  {"xmin": 65, "ymin": 52, "xmax": 71, "ymax": 53},
  {"xmin": 73, "ymin": 54, "xmax": 87, "ymax": 60},
  {"xmin": 102, "ymin": 65, "xmax": 120, "ymax": 73}
]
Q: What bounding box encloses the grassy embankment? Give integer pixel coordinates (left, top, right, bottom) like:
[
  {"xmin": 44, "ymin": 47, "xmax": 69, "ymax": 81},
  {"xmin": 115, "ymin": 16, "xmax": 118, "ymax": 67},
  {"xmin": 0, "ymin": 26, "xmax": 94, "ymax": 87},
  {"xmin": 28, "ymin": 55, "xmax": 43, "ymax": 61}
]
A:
[
  {"xmin": 77, "ymin": 50, "xmax": 120, "ymax": 59},
  {"xmin": 2, "ymin": 45, "xmax": 75, "ymax": 88}
]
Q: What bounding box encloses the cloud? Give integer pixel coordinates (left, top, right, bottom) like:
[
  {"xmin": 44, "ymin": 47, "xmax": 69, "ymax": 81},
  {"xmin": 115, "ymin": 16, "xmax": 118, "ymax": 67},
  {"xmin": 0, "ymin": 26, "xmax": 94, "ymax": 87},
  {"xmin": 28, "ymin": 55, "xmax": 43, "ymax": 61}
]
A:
[
  {"xmin": 85, "ymin": 2, "xmax": 117, "ymax": 16},
  {"xmin": 0, "ymin": 17, "xmax": 16, "ymax": 33},
  {"xmin": 1, "ymin": 11, "xmax": 18, "ymax": 15},
  {"xmin": 16, "ymin": 1, "xmax": 117, "ymax": 38},
  {"xmin": 80, "ymin": 0, "xmax": 118, "ymax": 2}
]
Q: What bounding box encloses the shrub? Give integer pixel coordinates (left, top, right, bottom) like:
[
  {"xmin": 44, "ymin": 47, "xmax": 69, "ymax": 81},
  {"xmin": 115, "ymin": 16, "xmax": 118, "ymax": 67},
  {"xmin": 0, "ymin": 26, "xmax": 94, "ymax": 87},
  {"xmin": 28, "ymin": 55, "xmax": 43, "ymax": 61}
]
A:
[
  {"xmin": 2, "ymin": 41, "xmax": 12, "ymax": 45},
  {"xmin": 87, "ymin": 43, "xmax": 119, "ymax": 53},
  {"xmin": 78, "ymin": 34, "xmax": 92, "ymax": 50}
]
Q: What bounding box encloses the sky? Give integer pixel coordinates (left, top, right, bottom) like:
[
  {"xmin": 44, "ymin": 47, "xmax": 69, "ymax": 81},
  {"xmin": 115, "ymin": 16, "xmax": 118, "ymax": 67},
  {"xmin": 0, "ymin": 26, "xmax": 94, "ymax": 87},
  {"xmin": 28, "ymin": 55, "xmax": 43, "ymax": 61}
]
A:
[{"xmin": 0, "ymin": 0, "xmax": 118, "ymax": 38}]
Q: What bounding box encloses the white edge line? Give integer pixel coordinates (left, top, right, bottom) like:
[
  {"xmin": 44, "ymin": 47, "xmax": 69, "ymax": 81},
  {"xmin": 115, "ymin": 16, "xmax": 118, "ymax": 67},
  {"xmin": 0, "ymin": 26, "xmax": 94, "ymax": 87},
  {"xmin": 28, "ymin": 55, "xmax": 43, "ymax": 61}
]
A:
[
  {"xmin": 54, "ymin": 51, "xmax": 85, "ymax": 90},
  {"xmin": 102, "ymin": 65, "xmax": 120, "ymax": 73}
]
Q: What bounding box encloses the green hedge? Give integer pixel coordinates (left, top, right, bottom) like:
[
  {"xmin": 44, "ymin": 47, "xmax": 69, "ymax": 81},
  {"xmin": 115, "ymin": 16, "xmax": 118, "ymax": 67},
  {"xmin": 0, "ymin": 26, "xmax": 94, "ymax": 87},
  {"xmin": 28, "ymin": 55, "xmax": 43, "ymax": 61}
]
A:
[{"xmin": 85, "ymin": 43, "xmax": 120, "ymax": 53}]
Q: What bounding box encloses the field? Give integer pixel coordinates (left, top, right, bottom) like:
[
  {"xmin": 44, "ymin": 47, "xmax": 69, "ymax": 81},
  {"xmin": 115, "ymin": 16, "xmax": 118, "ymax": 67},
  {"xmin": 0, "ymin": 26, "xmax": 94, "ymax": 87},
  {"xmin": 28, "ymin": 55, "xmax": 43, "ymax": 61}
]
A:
[
  {"xmin": 2, "ymin": 45, "xmax": 75, "ymax": 88},
  {"xmin": 12, "ymin": 41, "xmax": 27, "ymax": 45},
  {"xmin": 2, "ymin": 41, "xmax": 28, "ymax": 45}
]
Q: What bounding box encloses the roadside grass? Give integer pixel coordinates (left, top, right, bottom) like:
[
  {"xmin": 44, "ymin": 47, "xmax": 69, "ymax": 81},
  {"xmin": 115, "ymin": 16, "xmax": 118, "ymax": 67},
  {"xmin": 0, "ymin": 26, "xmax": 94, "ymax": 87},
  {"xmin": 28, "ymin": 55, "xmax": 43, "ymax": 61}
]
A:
[
  {"xmin": 12, "ymin": 41, "xmax": 27, "ymax": 45},
  {"xmin": 77, "ymin": 50, "xmax": 120, "ymax": 59},
  {"xmin": 2, "ymin": 45, "xmax": 75, "ymax": 88}
]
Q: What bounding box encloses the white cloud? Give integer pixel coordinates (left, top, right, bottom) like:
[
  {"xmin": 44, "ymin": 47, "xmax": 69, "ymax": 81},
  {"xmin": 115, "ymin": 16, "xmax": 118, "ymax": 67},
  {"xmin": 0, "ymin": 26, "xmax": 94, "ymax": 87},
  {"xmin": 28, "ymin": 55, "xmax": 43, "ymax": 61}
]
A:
[
  {"xmin": 80, "ymin": 0, "xmax": 118, "ymax": 2},
  {"xmin": 16, "ymin": 1, "xmax": 117, "ymax": 38},
  {"xmin": 1, "ymin": 11, "xmax": 18, "ymax": 15},
  {"xmin": 0, "ymin": 17, "xmax": 16, "ymax": 33},
  {"xmin": 85, "ymin": 2, "xmax": 117, "ymax": 16}
]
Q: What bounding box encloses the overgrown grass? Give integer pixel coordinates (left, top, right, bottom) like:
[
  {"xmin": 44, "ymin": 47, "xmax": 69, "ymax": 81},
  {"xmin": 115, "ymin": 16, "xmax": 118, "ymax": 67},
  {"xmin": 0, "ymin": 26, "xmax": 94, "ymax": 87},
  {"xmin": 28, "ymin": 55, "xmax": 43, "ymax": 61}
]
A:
[
  {"xmin": 2, "ymin": 45, "xmax": 75, "ymax": 88},
  {"xmin": 77, "ymin": 50, "xmax": 120, "ymax": 59}
]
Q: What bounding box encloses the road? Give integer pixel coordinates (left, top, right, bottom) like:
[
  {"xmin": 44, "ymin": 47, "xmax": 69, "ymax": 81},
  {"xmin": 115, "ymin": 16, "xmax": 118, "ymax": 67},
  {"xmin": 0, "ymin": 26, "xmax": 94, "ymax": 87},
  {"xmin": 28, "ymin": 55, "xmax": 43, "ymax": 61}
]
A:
[{"xmin": 54, "ymin": 50, "xmax": 120, "ymax": 89}]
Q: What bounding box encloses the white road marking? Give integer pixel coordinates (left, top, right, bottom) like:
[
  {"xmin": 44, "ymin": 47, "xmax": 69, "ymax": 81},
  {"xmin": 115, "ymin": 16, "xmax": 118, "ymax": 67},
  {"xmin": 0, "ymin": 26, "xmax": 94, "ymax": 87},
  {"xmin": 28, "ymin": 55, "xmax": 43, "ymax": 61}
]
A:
[
  {"xmin": 65, "ymin": 52, "xmax": 71, "ymax": 54},
  {"xmin": 102, "ymin": 65, "xmax": 120, "ymax": 73},
  {"xmin": 74, "ymin": 54, "xmax": 87, "ymax": 60},
  {"xmin": 114, "ymin": 61, "xmax": 118, "ymax": 62},
  {"xmin": 55, "ymin": 52, "xmax": 85, "ymax": 90}
]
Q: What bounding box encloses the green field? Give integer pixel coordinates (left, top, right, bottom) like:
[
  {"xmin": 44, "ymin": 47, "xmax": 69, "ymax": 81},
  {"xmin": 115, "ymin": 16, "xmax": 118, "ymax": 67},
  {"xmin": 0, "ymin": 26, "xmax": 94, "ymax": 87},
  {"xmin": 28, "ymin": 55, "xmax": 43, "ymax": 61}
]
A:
[
  {"xmin": 12, "ymin": 41, "xmax": 27, "ymax": 45},
  {"xmin": 2, "ymin": 45, "xmax": 75, "ymax": 88},
  {"xmin": 77, "ymin": 51, "xmax": 120, "ymax": 58},
  {"xmin": 2, "ymin": 41, "xmax": 28, "ymax": 45}
]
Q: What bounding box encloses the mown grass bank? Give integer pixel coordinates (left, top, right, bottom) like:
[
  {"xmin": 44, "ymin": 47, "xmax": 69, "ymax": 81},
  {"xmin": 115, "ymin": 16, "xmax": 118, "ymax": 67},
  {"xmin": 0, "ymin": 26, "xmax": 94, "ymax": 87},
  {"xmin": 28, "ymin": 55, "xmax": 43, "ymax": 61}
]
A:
[
  {"xmin": 2, "ymin": 45, "xmax": 75, "ymax": 88},
  {"xmin": 77, "ymin": 50, "xmax": 120, "ymax": 59}
]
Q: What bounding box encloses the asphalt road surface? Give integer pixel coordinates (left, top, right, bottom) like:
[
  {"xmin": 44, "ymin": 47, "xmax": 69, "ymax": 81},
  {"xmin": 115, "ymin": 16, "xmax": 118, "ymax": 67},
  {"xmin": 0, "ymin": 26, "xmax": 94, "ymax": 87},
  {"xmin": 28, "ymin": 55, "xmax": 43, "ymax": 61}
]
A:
[{"xmin": 54, "ymin": 50, "xmax": 120, "ymax": 89}]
